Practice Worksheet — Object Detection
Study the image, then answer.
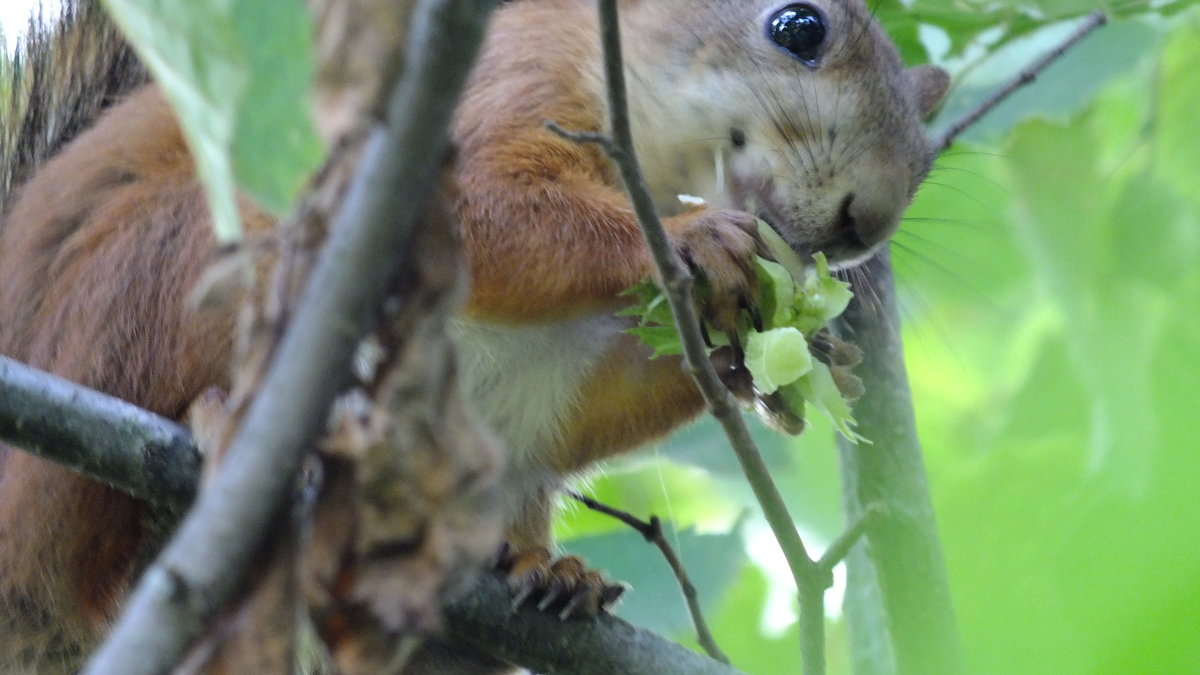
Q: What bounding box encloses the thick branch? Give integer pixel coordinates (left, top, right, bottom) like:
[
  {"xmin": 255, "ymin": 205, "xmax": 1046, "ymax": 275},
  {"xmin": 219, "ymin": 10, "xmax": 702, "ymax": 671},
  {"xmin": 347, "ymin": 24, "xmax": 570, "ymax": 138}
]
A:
[
  {"xmin": 0, "ymin": 360, "xmax": 742, "ymax": 671},
  {"xmin": 830, "ymin": 12, "xmax": 1109, "ymax": 672},
  {"xmin": 82, "ymin": 0, "xmax": 496, "ymax": 671},
  {"xmin": 831, "ymin": 16, "xmax": 1111, "ymax": 670},
  {"xmin": 834, "ymin": 249, "xmax": 965, "ymax": 674},
  {"xmin": 0, "ymin": 354, "xmax": 198, "ymax": 508},
  {"xmin": 446, "ymin": 572, "xmax": 745, "ymax": 675}
]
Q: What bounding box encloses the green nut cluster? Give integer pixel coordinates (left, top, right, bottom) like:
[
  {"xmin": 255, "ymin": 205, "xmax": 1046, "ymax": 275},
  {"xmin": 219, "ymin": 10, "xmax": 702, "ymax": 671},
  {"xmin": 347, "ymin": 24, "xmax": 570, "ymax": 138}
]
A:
[{"xmin": 623, "ymin": 221, "xmax": 864, "ymax": 441}]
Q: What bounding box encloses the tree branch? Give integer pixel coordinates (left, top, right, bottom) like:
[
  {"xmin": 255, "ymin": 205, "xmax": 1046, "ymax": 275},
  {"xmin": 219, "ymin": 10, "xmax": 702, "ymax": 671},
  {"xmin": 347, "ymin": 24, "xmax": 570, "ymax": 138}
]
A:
[
  {"xmin": 817, "ymin": 501, "xmax": 881, "ymax": 574},
  {"xmin": 568, "ymin": 491, "xmax": 729, "ymax": 664},
  {"xmin": 446, "ymin": 571, "xmax": 746, "ymax": 675},
  {"xmin": 834, "ymin": 249, "xmax": 965, "ymax": 674},
  {"xmin": 934, "ymin": 10, "xmax": 1107, "ymax": 152},
  {"xmin": 81, "ymin": 0, "xmax": 496, "ymax": 670},
  {"xmin": 830, "ymin": 15, "xmax": 1111, "ymax": 671},
  {"xmin": 581, "ymin": 1, "xmax": 850, "ymax": 671},
  {"xmin": 591, "ymin": 0, "xmax": 817, "ymax": 600},
  {"xmin": 0, "ymin": 357, "xmax": 746, "ymax": 672},
  {"xmin": 0, "ymin": 354, "xmax": 198, "ymax": 508}
]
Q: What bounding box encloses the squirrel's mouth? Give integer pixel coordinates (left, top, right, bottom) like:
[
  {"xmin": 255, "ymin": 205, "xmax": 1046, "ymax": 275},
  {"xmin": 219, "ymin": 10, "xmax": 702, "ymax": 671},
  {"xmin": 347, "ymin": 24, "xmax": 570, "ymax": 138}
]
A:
[
  {"xmin": 726, "ymin": 170, "xmax": 884, "ymax": 268},
  {"xmin": 754, "ymin": 205, "xmax": 877, "ymax": 270}
]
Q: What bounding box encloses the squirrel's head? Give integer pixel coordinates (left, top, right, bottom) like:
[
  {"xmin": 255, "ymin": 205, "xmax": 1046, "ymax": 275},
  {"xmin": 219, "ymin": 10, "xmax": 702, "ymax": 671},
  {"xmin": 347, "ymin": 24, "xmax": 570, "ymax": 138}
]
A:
[{"xmin": 624, "ymin": 0, "xmax": 949, "ymax": 265}]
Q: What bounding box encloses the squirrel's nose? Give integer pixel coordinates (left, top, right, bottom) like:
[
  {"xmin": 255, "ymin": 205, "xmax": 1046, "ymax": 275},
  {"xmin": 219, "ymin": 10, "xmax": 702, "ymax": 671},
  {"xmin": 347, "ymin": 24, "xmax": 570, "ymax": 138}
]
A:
[{"xmin": 839, "ymin": 188, "xmax": 903, "ymax": 251}]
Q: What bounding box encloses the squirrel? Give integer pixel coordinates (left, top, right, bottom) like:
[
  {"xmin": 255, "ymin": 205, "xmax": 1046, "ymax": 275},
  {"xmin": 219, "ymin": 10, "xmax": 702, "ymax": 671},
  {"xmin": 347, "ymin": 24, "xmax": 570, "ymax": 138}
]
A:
[{"xmin": 0, "ymin": 0, "xmax": 948, "ymax": 671}]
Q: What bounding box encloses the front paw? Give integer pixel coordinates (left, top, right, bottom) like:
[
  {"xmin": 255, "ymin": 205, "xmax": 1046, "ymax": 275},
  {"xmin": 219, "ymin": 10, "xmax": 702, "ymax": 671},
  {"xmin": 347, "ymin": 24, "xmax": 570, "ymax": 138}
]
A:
[
  {"xmin": 666, "ymin": 208, "xmax": 766, "ymax": 335},
  {"xmin": 492, "ymin": 543, "xmax": 627, "ymax": 620}
]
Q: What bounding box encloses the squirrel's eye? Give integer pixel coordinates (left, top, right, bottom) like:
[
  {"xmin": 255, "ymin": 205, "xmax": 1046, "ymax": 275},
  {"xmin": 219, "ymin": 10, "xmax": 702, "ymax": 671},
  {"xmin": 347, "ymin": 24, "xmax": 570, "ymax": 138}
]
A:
[{"xmin": 767, "ymin": 4, "xmax": 826, "ymax": 65}]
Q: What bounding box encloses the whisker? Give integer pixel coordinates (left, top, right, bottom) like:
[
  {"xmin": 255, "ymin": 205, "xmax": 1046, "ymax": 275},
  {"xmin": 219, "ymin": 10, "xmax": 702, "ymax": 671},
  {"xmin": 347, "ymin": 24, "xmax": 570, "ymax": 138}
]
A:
[
  {"xmin": 901, "ymin": 215, "xmax": 993, "ymax": 234},
  {"xmin": 927, "ymin": 164, "xmax": 1011, "ymax": 196},
  {"xmin": 918, "ymin": 179, "xmax": 991, "ymax": 210},
  {"xmin": 889, "ymin": 238, "xmax": 1000, "ymax": 313}
]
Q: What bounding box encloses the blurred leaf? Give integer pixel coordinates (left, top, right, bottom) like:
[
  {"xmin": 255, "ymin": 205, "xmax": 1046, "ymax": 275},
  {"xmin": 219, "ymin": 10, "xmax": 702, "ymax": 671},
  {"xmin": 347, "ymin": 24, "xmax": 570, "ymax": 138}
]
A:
[
  {"xmin": 901, "ymin": 8, "xmax": 1200, "ymax": 674},
  {"xmin": 1004, "ymin": 115, "xmax": 1171, "ymax": 490},
  {"xmin": 103, "ymin": 0, "xmax": 321, "ymax": 241},
  {"xmin": 699, "ymin": 563, "xmax": 803, "ymax": 674},
  {"xmin": 1155, "ymin": 17, "xmax": 1200, "ymax": 202}
]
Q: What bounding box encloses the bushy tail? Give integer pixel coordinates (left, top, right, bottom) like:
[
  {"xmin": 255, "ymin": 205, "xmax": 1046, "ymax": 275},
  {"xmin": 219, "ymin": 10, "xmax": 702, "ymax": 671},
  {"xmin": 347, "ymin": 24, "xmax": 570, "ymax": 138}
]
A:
[{"xmin": 1, "ymin": 0, "xmax": 147, "ymax": 217}]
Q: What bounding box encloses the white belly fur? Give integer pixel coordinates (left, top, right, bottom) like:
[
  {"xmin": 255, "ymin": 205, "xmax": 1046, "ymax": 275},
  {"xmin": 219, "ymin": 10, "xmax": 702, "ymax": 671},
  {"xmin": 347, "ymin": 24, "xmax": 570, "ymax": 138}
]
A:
[{"xmin": 451, "ymin": 314, "xmax": 624, "ymax": 473}]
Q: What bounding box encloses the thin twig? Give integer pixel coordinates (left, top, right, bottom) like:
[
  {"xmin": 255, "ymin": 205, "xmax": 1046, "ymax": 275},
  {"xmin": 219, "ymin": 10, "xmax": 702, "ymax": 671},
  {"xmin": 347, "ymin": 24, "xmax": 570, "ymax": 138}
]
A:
[
  {"xmin": 567, "ymin": 490, "xmax": 654, "ymax": 537},
  {"xmin": 935, "ymin": 10, "xmax": 1107, "ymax": 152},
  {"xmin": 817, "ymin": 502, "xmax": 883, "ymax": 573},
  {"xmin": 582, "ymin": 0, "xmax": 831, "ymax": 671},
  {"xmin": 545, "ymin": 122, "xmax": 611, "ymax": 148},
  {"xmin": 590, "ymin": 0, "xmax": 812, "ymax": 592},
  {"xmin": 568, "ymin": 491, "xmax": 730, "ymax": 664}
]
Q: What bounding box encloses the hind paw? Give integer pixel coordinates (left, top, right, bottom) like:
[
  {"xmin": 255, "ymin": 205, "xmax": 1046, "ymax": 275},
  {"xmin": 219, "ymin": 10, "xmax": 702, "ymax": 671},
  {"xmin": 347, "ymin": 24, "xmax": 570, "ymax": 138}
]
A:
[{"xmin": 492, "ymin": 543, "xmax": 627, "ymax": 620}]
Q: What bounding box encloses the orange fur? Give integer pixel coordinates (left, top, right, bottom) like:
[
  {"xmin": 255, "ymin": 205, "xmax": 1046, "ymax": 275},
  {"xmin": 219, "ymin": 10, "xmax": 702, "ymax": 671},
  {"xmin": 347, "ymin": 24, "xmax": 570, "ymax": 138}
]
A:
[
  {"xmin": 553, "ymin": 334, "xmax": 704, "ymax": 475},
  {"xmin": 0, "ymin": 88, "xmax": 271, "ymax": 660}
]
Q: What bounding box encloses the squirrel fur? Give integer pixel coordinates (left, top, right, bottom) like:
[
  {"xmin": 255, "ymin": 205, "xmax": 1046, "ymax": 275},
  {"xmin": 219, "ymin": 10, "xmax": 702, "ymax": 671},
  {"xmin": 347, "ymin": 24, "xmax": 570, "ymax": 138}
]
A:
[{"xmin": 0, "ymin": 0, "xmax": 948, "ymax": 670}]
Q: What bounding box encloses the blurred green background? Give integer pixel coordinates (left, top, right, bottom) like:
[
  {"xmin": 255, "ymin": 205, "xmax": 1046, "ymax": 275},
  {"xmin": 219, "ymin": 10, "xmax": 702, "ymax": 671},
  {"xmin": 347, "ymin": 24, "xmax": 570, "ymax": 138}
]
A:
[{"xmin": 557, "ymin": 2, "xmax": 1200, "ymax": 673}]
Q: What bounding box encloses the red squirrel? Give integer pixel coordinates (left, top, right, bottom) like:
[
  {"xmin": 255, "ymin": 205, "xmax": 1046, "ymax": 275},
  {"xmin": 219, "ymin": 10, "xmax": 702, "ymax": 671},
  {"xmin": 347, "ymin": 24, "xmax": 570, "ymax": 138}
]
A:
[{"xmin": 0, "ymin": 0, "xmax": 947, "ymax": 669}]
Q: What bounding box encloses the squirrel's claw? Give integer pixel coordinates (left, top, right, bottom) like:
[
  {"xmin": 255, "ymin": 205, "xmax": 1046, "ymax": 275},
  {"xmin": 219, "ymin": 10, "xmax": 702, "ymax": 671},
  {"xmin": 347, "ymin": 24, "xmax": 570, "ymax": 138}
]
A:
[
  {"xmin": 493, "ymin": 543, "xmax": 626, "ymax": 620},
  {"xmin": 743, "ymin": 295, "xmax": 764, "ymax": 333},
  {"xmin": 666, "ymin": 207, "xmax": 762, "ymax": 338}
]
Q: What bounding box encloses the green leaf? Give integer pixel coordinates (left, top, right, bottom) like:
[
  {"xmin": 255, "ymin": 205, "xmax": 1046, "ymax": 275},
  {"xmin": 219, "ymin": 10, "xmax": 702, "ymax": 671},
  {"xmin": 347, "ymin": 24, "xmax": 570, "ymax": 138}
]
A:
[
  {"xmin": 756, "ymin": 219, "xmax": 807, "ymax": 281},
  {"xmin": 622, "ymin": 248, "xmax": 855, "ymax": 433},
  {"xmin": 793, "ymin": 253, "xmax": 853, "ymax": 334},
  {"xmin": 755, "ymin": 259, "xmax": 793, "ymax": 329},
  {"xmin": 781, "ymin": 363, "xmax": 864, "ymax": 444},
  {"xmin": 625, "ymin": 324, "xmax": 687, "ymax": 358},
  {"xmin": 103, "ymin": 0, "xmax": 322, "ymax": 242}
]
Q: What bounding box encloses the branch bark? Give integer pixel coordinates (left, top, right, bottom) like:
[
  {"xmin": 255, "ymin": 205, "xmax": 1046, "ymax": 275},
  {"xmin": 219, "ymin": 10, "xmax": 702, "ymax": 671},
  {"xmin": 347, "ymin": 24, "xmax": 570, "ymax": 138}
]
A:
[
  {"xmin": 0, "ymin": 354, "xmax": 198, "ymax": 508},
  {"xmin": 0, "ymin": 355, "xmax": 743, "ymax": 672},
  {"xmin": 446, "ymin": 572, "xmax": 746, "ymax": 675},
  {"xmin": 834, "ymin": 250, "xmax": 965, "ymax": 674},
  {"xmin": 81, "ymin": 0, "xmax": 496, "ymax": 670},
  {"xmin": 831, "ymin": 16, "xmax": 1111, "ymax": 672}
]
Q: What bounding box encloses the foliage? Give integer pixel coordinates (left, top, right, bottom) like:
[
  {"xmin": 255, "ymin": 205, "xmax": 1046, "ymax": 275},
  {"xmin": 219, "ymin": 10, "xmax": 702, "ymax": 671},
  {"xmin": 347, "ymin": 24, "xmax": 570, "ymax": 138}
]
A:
[
  {"xmin": 558, "ymin": 3, "xmax": 1200, "ymax": 674},
  {"xmin": 623, "ymin": 237, "xmax": 861, "ymax": 440}
]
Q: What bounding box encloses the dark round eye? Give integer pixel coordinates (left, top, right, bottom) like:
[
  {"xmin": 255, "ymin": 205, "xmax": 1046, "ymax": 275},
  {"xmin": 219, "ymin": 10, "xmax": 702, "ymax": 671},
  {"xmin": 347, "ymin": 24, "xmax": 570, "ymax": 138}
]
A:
[{"xmin": 767, "ymin": 4, "xmax": 827, "ymax": 65}]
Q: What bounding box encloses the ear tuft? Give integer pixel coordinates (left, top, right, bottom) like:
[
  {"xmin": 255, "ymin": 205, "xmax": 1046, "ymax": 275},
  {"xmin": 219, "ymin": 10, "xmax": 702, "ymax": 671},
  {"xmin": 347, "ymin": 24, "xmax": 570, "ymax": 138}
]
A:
[{"xmin": 907, "ymin": 64, "xmax": 950, "ymax": 121}]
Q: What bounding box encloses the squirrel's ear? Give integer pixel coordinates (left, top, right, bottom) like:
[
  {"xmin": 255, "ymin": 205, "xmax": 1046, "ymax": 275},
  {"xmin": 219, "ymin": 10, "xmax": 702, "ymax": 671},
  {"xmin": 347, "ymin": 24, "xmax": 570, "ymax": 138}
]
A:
[{"xmin": 907, "ymin": 64, "xmax": 950, "ymax": 121}]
